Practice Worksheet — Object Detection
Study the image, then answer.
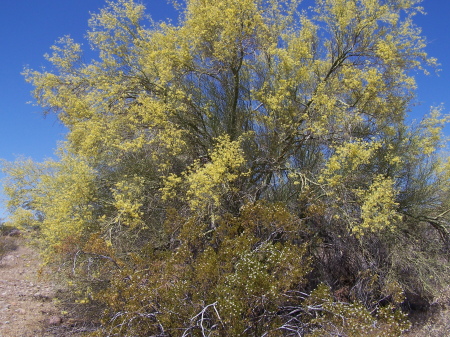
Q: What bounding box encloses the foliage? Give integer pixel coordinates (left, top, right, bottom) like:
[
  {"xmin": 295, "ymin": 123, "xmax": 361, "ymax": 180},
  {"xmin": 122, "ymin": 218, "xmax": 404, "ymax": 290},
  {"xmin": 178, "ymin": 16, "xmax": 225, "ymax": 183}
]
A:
[{"xmin": 2, "ymin": 0, "xmax": 450, "ymax": 335}]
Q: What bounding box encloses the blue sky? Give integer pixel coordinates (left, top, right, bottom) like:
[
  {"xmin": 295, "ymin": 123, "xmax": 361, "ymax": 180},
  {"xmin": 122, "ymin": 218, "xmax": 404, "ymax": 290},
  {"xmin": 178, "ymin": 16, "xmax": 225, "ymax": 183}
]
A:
[{"xmin": 0, "ymin": 0, "xmax": 449, "ymax": 217}]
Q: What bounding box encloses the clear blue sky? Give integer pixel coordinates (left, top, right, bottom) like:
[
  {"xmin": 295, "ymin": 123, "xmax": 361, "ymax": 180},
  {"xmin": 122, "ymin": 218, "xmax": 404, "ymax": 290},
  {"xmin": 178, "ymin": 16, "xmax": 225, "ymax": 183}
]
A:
[{"xmin": 0, "ymin": 0, "xmax": 449, "ymax": 217}]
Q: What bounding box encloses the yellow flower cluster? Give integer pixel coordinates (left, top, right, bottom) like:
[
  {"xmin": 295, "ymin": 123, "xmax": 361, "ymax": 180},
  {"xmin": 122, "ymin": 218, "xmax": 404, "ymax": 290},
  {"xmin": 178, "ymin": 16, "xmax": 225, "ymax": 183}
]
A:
[
  {"xmin": 354, "ymin": 174, "xmax": 402, "ymax": 235},
  {"xmin": 162, "ymin": 135, "xmax": 246, "ymax": 213},
  {"xmin": 319, "ymin": 140, "xmax": 381, "ymax": 187},
  {"xmin": 112, "ymin": 175, "xmax": 145, "ymax": 227}
]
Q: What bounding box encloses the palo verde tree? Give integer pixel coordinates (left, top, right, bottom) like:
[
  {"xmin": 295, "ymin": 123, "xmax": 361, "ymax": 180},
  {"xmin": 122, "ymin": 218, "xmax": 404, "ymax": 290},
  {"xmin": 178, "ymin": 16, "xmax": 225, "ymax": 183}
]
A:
[{"xmin": 2, "ymin": 0, "xmax": 450, "ymax": 335}]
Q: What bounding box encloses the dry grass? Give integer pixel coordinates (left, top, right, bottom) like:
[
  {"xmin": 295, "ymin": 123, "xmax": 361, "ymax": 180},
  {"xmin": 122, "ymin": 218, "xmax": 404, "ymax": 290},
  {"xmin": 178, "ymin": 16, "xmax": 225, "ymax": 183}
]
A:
[
  {"xmin": 404, "ymin": 286, "xmax": 450, "ymax": 337},
  {"xmin": 0, "ymin": 235, "xmax": 18, "ymax": 261}
]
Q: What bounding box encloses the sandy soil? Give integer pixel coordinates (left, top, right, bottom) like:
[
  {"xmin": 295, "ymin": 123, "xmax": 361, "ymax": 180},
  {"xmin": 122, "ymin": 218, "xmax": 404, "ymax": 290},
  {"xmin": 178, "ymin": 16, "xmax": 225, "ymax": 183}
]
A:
[
  {"xmin": 0, "ymin": 239, "xmax": 91, "ymax": 337},
  {"xmin": 0, "ymin": 240, "xmax": 58, "ymax": 336}
]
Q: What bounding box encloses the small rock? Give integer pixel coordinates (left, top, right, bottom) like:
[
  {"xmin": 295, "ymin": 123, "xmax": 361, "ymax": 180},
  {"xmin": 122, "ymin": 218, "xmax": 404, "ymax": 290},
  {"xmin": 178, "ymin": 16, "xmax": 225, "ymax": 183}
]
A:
[
  {"xmin": 48, "ymin": 315, "xmax": 62, "ymax": 325},
  {"xmin": 15, "ymin": 308, "xmax": 26, "ymax": 314}
]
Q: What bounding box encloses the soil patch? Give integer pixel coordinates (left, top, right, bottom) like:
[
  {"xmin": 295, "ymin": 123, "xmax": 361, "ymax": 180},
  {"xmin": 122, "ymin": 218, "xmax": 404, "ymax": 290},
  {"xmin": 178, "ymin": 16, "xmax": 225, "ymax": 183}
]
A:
[{"xmin": 0, "ymin": 239, "xmax": 92, "ymax": 337}]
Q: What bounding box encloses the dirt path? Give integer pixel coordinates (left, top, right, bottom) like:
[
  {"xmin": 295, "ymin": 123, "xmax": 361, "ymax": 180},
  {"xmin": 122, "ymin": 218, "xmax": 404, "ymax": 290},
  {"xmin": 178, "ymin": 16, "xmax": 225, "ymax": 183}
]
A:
[{"xmin": 0, "ymin": 239, "xmax": 73, "ymax": 337}]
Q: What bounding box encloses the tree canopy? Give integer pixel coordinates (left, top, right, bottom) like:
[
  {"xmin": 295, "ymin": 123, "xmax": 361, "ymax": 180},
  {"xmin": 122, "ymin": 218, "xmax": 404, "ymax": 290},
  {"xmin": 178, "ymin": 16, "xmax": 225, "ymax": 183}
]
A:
[{"xmin": 2, "ymin": 0, "xmax": 450, "ymax": 335}]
